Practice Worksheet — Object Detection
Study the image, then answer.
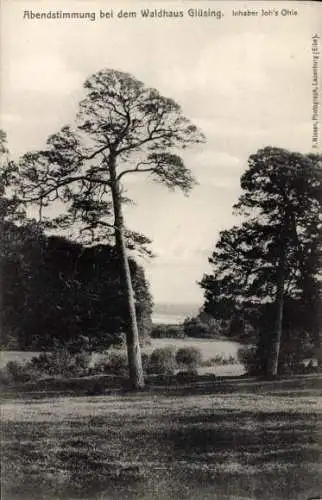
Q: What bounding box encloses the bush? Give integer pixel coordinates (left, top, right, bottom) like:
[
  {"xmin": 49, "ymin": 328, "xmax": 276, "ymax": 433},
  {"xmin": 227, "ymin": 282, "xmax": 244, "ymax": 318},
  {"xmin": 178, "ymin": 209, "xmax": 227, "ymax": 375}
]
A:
[
  {"xmin": 1, "ymin": 348, "xmax": 128, "ymax": 385},
  {"xmin": 63, "ymin": 336, "xmax": 91, "ymax": 354},
  {"xmin": 148, "ymin": 346, "xmax": 177, "ymax": 375},
  {"xmin": 238, "ymin": 340, "xmax": 316, "ymax": 377},
  {"xmin": 303, "ymin": 359, "xmax": 319, "ymax": 374},
  {"xmin": 92, "ymin": 351, "xmax": 150, "ymax": 377},
  {"xmin": 74, "ymin": 351, "xmax": 92, "ymax": 372},
  {"xmin": 141, "ymin": 352, "xmax": 150, "ymax": 373},
  {"xmin": 237, "ymin": 346, "xmax": 259, "ymax": 375},
  {"xmin": 97, "ymin": 351, "xmax": 128, "ymax": 376},
  {"xmin": 1, "ymin": 360, "xmax": 35, "ymax": 384},
  {"xmin": 107, "ymin": 352, "xmax": 128, "ymax": 375},
  {"xmin": 176, "ymin": 369, "xmax": 198, "ymax": 382},
  {"xmin": 213, "ymin": 354, "xmax": 224, "ymax": 365},
  {"xmin": 29, "ymin": 349, "xmax": 92, "ymax": 377},
  {"xmin": 31, "ymin": 351, "xmax": 70, "ymax": 377},
  {"xmin": 201, "ymin": 358, "xmax": 215, "ymax": 368},
  {"xmin": 89, "ymin": 354, "xmax": 109, "ymax": 375},
  {"xmin": 0, "ymin": 369, "xmax": 10, "ymax": 386},
  {"xmin": 176, "ymin": 346, "xmax": 202, "ymax": 371},
  {"xmin": 151, "ymin": 324, "xmax": 185, "ymax": 339}
]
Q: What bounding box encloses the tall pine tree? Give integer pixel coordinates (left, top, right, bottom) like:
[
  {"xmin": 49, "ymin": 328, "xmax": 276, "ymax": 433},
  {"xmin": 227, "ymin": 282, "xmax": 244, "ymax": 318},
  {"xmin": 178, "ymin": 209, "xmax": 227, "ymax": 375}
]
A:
[{"xmin": 201, "ymin": 147, "xmax": 321, "ymax": 376}]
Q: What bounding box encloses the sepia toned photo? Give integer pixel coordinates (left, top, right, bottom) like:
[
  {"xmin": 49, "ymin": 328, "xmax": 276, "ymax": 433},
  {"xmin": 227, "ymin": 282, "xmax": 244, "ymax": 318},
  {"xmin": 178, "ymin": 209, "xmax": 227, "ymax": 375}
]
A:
[{"xmin": 0, "ymin": 1, "xmax": 321, "ymax": 499}]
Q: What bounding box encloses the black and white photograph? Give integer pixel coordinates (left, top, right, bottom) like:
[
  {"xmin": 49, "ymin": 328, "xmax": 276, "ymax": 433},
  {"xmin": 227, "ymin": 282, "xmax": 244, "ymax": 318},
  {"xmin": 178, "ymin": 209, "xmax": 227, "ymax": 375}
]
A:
[{"xmin": 1, "ymin": 1, "xmax": 321, "ymax": 499}]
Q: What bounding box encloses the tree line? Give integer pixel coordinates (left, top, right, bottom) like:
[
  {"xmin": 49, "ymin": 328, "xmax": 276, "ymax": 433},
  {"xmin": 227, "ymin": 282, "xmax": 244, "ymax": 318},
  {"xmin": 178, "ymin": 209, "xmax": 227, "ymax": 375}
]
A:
[
  {"xmin": 199, "ymin": 147, "xmax": 321, "ymax": 376},
  {"xmin": 1, "ymin": 68, "xmax": 320, "ymax": 387},
  {"xmin": 151, "ymin": 146, "xmax": 321, "ymax": 378},
  {"xmin": 1, "ymin": 221, "xmax": 153, "ymax": 351}
]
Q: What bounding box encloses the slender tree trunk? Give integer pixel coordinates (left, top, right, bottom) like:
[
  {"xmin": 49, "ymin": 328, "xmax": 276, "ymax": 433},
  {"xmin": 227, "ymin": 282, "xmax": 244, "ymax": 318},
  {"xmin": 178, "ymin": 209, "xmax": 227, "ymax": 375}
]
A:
[
  {"xmin": 267, "ymin": 252, "xmax": 286, "ymax": 378},
  {"xmin": 0, "ymin": 217, "xmax": 3, "ymax": 345},
  {"xmin": 315, "ymin": 337, "xmax": 322, "ymax": 371},
  {"xmin": 108, "ymin": 158, "xmax": 144, "ymax": 390},
  {"xmin": 290, "ymin": 212, "xmax": 321, "ymax": 370},
  {"xmin": 313, "ymin": 299, "xmax": 322, "ymax": 371}
]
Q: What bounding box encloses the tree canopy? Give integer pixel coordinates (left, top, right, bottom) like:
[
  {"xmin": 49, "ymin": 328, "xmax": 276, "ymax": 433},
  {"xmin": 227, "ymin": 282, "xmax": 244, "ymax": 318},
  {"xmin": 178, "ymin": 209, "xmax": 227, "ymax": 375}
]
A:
[
  {"xmin": 200, "ymin": 147, "xmax": 322, "ymax": 375},
  {"xmin": 1, "ymin": 222, "xmax": 153, "ymax": 351},
  {"xmin": 9, "ymin": 70, "xmax": 205, "ymax": 389},
  {"xmin": 17, "ymin": 69, "xmax": 204, "ymax": 243}
]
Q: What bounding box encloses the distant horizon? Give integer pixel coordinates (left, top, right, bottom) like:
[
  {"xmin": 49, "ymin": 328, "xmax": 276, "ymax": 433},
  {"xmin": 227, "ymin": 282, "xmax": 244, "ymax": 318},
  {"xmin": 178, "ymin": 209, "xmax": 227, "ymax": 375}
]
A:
[{"xmin": 152, "ymin": 301, "xmax": 201, "ymax": 324}]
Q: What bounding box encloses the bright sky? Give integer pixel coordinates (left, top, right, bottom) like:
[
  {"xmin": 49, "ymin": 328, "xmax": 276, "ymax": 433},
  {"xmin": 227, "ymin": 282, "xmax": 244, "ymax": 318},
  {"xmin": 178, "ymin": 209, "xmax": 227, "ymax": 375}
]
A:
[{"xmin": 1, "ymin": 0, "xmax": 320, "ymax": 307}]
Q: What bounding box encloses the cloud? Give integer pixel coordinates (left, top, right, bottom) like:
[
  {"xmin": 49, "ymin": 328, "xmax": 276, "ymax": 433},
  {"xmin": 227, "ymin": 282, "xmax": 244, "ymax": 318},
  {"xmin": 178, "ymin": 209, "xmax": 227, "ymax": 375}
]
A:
[
  {"xmin": 186, "ymin": 150, "xmax": 243, "ymax": 188},
  {"xmin": 0, "ymin": 113, "xmax": 23, "ymax": 125},
  {"xmin": 8, "ymin": 54, "xmax": 83, "ymax": 94},
  {"xmin": 0, "ymin": 1, "xmax": 317, "ymax": 305}
]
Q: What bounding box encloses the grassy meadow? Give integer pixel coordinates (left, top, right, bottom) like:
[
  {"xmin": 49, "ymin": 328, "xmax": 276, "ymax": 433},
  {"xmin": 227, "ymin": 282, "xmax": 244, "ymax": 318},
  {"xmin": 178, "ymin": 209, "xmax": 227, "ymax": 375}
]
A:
[
  {"xmin": 143, "ymin": 338, "xmax": 245, "ymax": 376},
  {"xmin": 144, "ymin": 337, "xmax": 241, "ymax": 359},
  {"xmin": 2, "ymin": 376, "xmax": 322, "ymax": 500}
]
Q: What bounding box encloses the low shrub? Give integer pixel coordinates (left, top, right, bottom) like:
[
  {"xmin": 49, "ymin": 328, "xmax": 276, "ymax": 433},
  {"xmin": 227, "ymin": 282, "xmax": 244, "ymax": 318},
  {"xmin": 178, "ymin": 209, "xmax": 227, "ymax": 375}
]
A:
[
  {"xmin": 96, "ymin": 351, "xmax": 128, "ymax": 376},
  {"xmin": 148, "ymin": 346, "xmax": 177, "ymax": 375},
  {"xmin": 107, "ymin": 352, "xmax": 128, "ymax": 375},
  {"xmin": 237, "ymin": 346, "xmax": 259, "ymax": 375},
  {"xmin": 175, "ymin": 346, "xmax": 202, "ymax": 372},
  {"xmin": 176, "ymin": 369, "xmax": 199, "ymax": 382},
  {"xmin": 201, "ymin": 353, "xmax": 238, "ymax": 368},
  {"xmin": 201, "ymin": 358, "xmax": 215, "ymax": 368},
  {"xmin": 151, "ymin": 324, "xmax": 185, "ymax": 339},
  {"xmin": 91, "ymin": 351, "xmax": 151, "ymax": 377},
  {"xmin": 303, "ymin": 360, "xmax": 319, "ymax": 374},
  {"xmin": 0, "ymin": 369, "xmax": 11, "ymax": 386},
  {"xmin": 1, "ymin": 348, "xmax": 128, "ymax": 385},
  {"xmin": 237, "ymin": 344, "xmax": 316, "ymax": 376},
  {"xmin": 74, "ymin": 352, "xmax": 92, "ymax": 372},
  {"xmin": 1, "ymin": 360, "xmax": 35, "ymax": 384},
  {"xmin": 141, "ymin": 352, "xmax": 150, "ymax": 373},
  {"xmin": 89, "ymin": 355, "xmax": 109, "ymax": 375},
  {"xmin": 29, "ymin": 349, "xmax": 91, "ymax": 377}
]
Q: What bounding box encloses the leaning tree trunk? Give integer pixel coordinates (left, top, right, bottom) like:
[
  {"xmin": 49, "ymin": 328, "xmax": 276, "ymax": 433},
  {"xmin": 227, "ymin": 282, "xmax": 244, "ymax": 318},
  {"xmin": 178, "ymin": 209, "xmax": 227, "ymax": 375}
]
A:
[
  {"xmin": 108, "ymin": 158, "xmax": 144, "ymax": 390},
  {"xmin": 267, "ymin": 253, "xmax": 286, "ymax": 378}
]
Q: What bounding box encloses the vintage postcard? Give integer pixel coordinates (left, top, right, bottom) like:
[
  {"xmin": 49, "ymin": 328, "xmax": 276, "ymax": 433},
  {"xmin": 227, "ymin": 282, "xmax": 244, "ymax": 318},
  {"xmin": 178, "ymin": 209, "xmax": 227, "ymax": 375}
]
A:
[{"xmin": 1, "ymin": 1, "xmax": 321, "ymax": 499}]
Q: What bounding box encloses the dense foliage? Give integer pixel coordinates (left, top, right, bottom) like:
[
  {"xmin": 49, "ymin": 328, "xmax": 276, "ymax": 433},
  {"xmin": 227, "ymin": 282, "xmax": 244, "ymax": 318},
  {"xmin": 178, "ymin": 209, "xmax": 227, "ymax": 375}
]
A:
[
  {"xmin": 1, "ymin": 222, "xmax": 153, "ymax": 350},
  {"xmin": 12, "ymin": 70, "xmax": 205, "ymax": 389},
  {"xmin": 201, "ymin": 147, "xmax": 322, "ymax": 375},
  {"xmin": 176, "ymin": 346, "xmax": 203, "ymax": 371},
  {"xmin": 183, "ymin": 311, "xmax": 225, "ymax": 339},
  {"xmin": 151, "ymin": 323, "xmax": 185, "ymax": 339},
  {"xmin": 0, "ymin": 344, "xmax": 206, "ymax": 387}
]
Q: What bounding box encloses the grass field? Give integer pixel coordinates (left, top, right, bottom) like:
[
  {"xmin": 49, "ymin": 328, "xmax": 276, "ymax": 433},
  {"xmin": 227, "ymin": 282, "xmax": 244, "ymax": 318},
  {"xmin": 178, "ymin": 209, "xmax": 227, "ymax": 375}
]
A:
[
  {"xmin": 2, "ymin": 376, "xmax": 322, "ymax": 500},
  {"xmin": 144, "ymin": 338, "xmax": 241, "ymax": 359},
  {"xmin": 144, "ymin": 338, "xmax": 245, "ymax": 376}
]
